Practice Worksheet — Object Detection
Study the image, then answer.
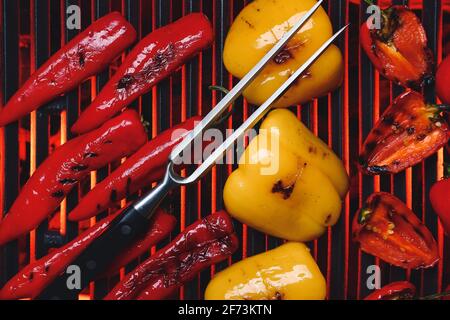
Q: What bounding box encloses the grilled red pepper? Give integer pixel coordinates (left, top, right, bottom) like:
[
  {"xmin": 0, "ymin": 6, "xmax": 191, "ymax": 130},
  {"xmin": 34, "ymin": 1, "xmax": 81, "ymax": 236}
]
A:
[
  {"xmin": 0, "ymin": 110, "xmax": 147, "ymax": 246},
  {"xmin": 68, "ymin": 116, "xmax": 201, "ymax": 221},
  {"xmin": 364, "ymin": 281, "xmax": 416, "ymax": 300},
  {"xmin": 360, "ymin": 4, "xmax": 433, "ymax": 89},
  {"xmin": 104, "ymin": 211, "xmax": 239, "ymax": 300},
  {"xmin": 0, "ymin": 210, "xmax": 175, "ymax": 300},
  {"xmin": 359, "ymin": 91, "xmax": 449, "ymax": 175},
  {"xmin": 430, "ymin": 164, "xmax": 450, "ymax": 235},
  {"xmin": 436, "ymin": 55, "xmax": 450, "ymax": 105},
  {"xmin": 71, "ymin": 13, "xmax": 214, "ymax": 134},
  {"xmin": 0, "ymin": 12, "xmax": 136, "ymax": 126},
  {"xmin": 353, "ymin": 192, "xmax": 439, "ymax": 269}
]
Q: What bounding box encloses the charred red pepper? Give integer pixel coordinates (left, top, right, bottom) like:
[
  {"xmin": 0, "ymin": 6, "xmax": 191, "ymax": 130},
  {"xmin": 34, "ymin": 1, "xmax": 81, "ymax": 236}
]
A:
[
  {"xmin": 430, "ymin": 164, "xmax": 450, "ymax": 235},
  {"xmin": 360, "ymin": 4, "xmax": 433, "ymax": 89},
  {"xmin": 104, "ymin": 211, "xmax": 239, "ymax": 300},
  {"xmin": 0, "ymin": 110, "xmax": 147, "ymax": 246},
  {"xmin": 71, "ymin": 13, "xmax": 214, "ymax": 134},
  {"xmin": 0, "ymin": 12, "xmax": 136, "ymax": 126},
  {"xmin": 0, "ymin": 210, "xmax": 175, "ymax": 300},
  {"xmin": 68, "ymin": 116, "xmax": 201, "ymax": 222},
  {"xmin": 353, "ymin": 192, "xmax": 439, "ymax": 269},
  {"xmin": 359, "ymin": 91, "xmax": 449, "ymax": 175},
  {"xmin": 364, "ymin": 281, "xmax": 416, "ymax": 300},
  {"xmin": 436, "ymin": 55, "xmax": 450, "ymax": 105}
]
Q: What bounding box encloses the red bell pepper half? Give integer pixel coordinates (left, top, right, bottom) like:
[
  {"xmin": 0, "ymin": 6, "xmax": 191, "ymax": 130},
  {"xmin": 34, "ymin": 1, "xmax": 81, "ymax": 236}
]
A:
[
  {"xmin": 0, "ymin": 209, "xmax": 175, "ymax": 300},
  {"xmin": 430, "ymin": 164, "xmax": 450, "ymax": 235},
  {"xmin": 364, "ymin": 281, "xmax": 416, "ymax": 300},
  {"xmin": 436, "ymin": 54, "xmax": 450, "ymax": 105},
  {"xmin": 353, "ymin": 192, "xmax": 439, "ymax": 269},
  {"xmin": 105, "ymin": 211, "xmax": 239, "ymax": 300},
  {"xmin": 0, "ymin": 110, "xmax": 147, "ymax": 246},
  {"xmin": 71, "ymin": 13, "xmax": 214, "ymax": 134},
  {"xmin": 0, "ymin": 12, "xmax": 136, "ymax": 126},
  {"xmin": 68, "ymin": 116, "xmax": 201, "ymax": 222},
  {"xmin": 360, "ymin": 5, "xmax": 433, "ymax": 89},
  {"xmin": 359, "ymin": 91, "xmax": 449, "ymax": 175}
]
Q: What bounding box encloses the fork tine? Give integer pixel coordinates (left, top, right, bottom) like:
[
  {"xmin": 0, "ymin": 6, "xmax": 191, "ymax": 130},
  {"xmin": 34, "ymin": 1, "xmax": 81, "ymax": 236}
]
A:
[
  {"xmin": 169, "ymin": 0, "xmax": 325, "ymax": 163},
  {"xmin": 170, "ymin": 24, "xmax": 349, "ymax": 185}
]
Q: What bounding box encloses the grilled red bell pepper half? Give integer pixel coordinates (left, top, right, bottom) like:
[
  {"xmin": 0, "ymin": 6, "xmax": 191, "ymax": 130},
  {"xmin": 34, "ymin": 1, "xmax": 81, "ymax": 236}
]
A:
[
  {"xmin": 0, "ymin": 110, "xmax": 147, "ymax": 246},
  {"xmin": 0, "ymin": 12, "xmax": 136, "ymax": 126},
  {"xmin": 360, "ymin": 5, "xmax": 433, "ymax": 89},
  {"xmin": 104, "ymin": 211, "xmax": 239, "ymax": 300},
  {"xmin": 71, "ymin": 13, "xmax": 214, "ymax": 134},
  {"xmin": 0, "ymin": 210, "xmax": 175, "ymax": 300},
  {"xmin": 68, "ymin": 116, "xmax": 201, "ymax": 221},
  {"xmin": 364, "ymin": 281, "xmax": 416, "ymax": 300},
  {"xmin": 436, "ymin": 54, "xmax": 450, "ymax": 105},
  {"xmin": 430, "ymin": 164, "xmax": 450, "ymax": 235},
  {"xmin": 359, "ymin": 91, "xmax": 449, "ymax": 175},
  {"xmin": 353, "ymin": 192, "xmax": 439, "ymax": 269}
]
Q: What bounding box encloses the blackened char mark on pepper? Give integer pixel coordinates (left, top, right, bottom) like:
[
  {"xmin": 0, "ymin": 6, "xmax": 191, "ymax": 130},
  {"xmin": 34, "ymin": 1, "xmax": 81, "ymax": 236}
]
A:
[
  {"xmin": 59, "ymin": 178, "xmax": 78, "ymax": 185},
  {"xmin": 51, "ymin": 190, "xmax": 65, "ymax": 198},
  {"xmin": 272, "ymin": 180, "xmax": 295, "ymax": 200},
  {"xmin": 71, "ymin": 164, "xmax": 89, "ymax": 172},
  {"xmin": 117, "ymin": 44, "xmax": 177, "ymax": 91},
  {"xmin": 84, "ymin": 152, "xmax": 99, "ymax": 159}
]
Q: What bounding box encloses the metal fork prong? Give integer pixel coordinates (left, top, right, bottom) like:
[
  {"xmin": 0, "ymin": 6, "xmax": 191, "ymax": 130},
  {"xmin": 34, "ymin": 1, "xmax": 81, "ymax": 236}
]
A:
[
  {"xmin": 168, "ymin": 0, "xmax": 324, "ymax": 163},
  {"xmin": 169, "ymin": 24, "xmax": 349, "ymax": 185}
]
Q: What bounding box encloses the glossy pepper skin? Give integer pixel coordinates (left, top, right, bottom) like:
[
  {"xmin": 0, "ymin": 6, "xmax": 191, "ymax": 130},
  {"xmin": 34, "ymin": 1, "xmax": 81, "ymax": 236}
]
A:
[
  {"xmin": 364, "ymin": 281, "xmax": 416, "ymax": 300},
  {"xmin": 430, "ymin": 165, "xmax": 450, "ymax": 235},
  {"xmin": 105, "ymin": 212, "xmax": 239, "ymax": 300},
  {"xmin": 223, "ymin": 0, "xmax": 343, "ymax": 108},
  {"xmin": 360, "ymin": 5, "xmax": 433, "ymax": 89},
  {"xmin": 69, "ymin": 117, "xmax": 201, "ymax": 221},
  {"xmin": 436, "ymin": 55, "xmax": 450, "ymax": 105},
  {"xmin": 0, "ymin": 210, "xmax": 175, "ymax": 300},
  {"xmin": 72, "ymin": 13, "xmax": 213, "ymax": 134},
  {"xmin": 205, "ymin": 242, "xmax": 326, "ymax": 300},
  {"xmin": 359, "ymin": 91, "xmax": 449, "ymax": 175},
  {"xmin": 224, "ymin": 109, "xmax": 349, "ymax": 242},
  {"xmin": 353, "ymin": 192, "xmax": 439, "ymax": 269},
  {"xmin": 0, "ymin": 110, "xmax": 147, "ymax": 246},
  {"xmin": 0, "ymin": 12, "xmax": 136, "ymax": 126}
]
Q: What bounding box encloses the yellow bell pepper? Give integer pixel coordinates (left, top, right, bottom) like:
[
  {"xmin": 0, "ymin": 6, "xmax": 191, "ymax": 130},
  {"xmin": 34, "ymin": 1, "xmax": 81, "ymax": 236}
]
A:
[
  {"xmin": 223, "ymin": 0, "xmax": 344, "ymax": 108},
  {"xmin": 205, "ymin": 242, "xmax": 326, "ymax": 300},
  {"xmin": 224, "ymin": 109, "xmax": 349, "ymax": 242}
]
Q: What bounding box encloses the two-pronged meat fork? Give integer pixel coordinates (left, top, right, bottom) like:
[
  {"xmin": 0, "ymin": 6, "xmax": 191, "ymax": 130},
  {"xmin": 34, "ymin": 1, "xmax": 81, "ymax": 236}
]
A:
[{"xmin": 38, "ymin": 0, "xmax": 347, "ymax": 299}]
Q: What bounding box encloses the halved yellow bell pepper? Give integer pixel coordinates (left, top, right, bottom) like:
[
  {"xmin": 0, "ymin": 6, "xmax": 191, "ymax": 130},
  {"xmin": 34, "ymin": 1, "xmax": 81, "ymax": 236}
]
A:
[
  {"xmin": 223, "ymin": 0, "xmax": 344, "ymax": 108},
  {"xmin": 223, "ymin": 109, "xmax": 349, "ymax": 242},
  {"xmin": 204, "ymin": 242, "xmax": 326, "ymax": 300}
]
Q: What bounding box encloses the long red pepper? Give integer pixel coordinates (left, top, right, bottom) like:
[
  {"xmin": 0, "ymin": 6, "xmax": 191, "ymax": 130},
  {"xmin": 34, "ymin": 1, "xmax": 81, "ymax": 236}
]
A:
[
  {"xmin": 430, "ymin": 164, "xmax": 450, "ymax": 235},
  {"xmin": 71, "ymin": 13, "xmax": 214, "ymax": 134},
  {"xmin": 0, "ymin": 210, "xmax": 175, "ymax": 300},
  {"xmin": 364, "ymin": 281, "xmax": 416, "ymax": 300},
  {"xmin": 0, "ymin": 110, "xmax": 147, "ymax": 246},
  {"xmin": 0, "ymin": 12, "xmax": 136, "ymax": 126},
  {"xmin": 104, "ymin": 211, "xmax": 239, "ymax": 300},
  {"xmin": 68, "ymin": 116, "xmax": 201, "ymax": 222}
]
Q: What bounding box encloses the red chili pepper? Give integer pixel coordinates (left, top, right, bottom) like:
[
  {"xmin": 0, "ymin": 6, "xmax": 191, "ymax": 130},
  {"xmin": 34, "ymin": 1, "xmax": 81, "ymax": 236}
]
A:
[
  {"xmin": 104, "ymin": 211, "xmax": 239, "ymax": 300},
  {"xmin": 360, "ymin": 5, "xmax": 433, "ymax": 89},
  {"xmin": 71, "ymin": 13, "xmax": 214, "ymax": 134},
  {"xmin": 436, "ymin": 55, "xmax": 450, "ymax": 105},
  {"xmin": 99, "ymin": 210, "xmax": 176, "ymax": 279},
  {"xmin": 364, "ymin": 281, "xmax": 416, "ymax": 300},
  {"xmin": 430, "ymin": 164, "xmax": 450, "ymax": 235},
  {"xmin": 68, "ymin": 116, "xmax": 201, "ymax": 222},
  {"xmin": 0, "ymin": 110, "xmax": 147, "ymax": 246},
  {"xmin": 359, "ymin": 91, "xmax": 449, "ymax": 175},
  {"xmin": 0, "ymin": 209, "xmax": 175, "ymax": 300},
  {"xmin": 353, "ymin": 192, "xmax": 439, "ymax": 269},
  {"xmin": 0, "ymin": 12, "xmax": 136, "ymax": 126}
]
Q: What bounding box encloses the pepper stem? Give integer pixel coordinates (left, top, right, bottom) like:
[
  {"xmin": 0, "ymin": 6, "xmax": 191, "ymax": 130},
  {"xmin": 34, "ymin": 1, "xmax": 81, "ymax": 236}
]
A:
[
  {"xmin": 363, "ymin": 0, "xmax": 375, "ymax": 6},
  {"xmin": 141, "ymin": 116, "xmax": 151, "ymax": 134},
  {"xmin": 444, "ymin": 163, "xmax": 450, "ymax": 179},
  {"xmin": 435, "ymin": 104, "xmax": 450, "ymax": 112},
  {"xmin": 209, "ymin": 85, "xmax": 235, "ymax": 125},
  {"xmin": 419, "ymin": 290, "xmax": 450, "ymax": 300}
]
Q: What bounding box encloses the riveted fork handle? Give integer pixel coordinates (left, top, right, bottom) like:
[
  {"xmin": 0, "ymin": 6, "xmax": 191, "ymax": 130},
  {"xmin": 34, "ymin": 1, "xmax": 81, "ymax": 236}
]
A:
[{"xmin": 37, "ymin": 168, "xmax": 177, "ymax": 300}]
